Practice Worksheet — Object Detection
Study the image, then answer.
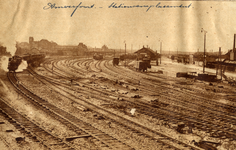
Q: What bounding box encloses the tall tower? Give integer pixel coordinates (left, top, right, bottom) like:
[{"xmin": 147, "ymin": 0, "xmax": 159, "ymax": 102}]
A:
[{"xmin": 29, "ymin": 37, "xmax": 34, "ymax": 49}]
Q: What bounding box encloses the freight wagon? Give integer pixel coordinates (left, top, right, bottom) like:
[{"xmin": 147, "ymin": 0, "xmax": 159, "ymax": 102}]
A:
[
  {"xmin": 135, "ymin": 60, "xmax": 151, "ymax": 72},
  {"xmin": 113, "ymin": 58, "xmax": 119, "ymax": 66}
]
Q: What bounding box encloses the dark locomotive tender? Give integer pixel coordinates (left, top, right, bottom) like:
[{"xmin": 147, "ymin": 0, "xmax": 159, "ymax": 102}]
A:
[{"xmin": 23, "ymin": 54, "xmax": 46, "ymax": 67}]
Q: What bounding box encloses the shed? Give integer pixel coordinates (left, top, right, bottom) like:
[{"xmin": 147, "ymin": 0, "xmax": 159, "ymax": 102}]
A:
[{"xmin": 134, "ymin": 46, "xmax": 159, "ymax": 60}]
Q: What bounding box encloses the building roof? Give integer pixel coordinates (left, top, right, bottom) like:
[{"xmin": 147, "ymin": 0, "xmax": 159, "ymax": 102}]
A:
[
  {"xmin": 134, "ymin": 46, "xmax": 157, "ymax": 55},
  {"xmin": 56, "ymin": 45, "xmax": 78, "ymax": 48}
]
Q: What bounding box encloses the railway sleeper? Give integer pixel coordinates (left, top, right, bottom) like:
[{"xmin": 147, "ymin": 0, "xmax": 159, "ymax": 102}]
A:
[
  {"xmin": 65, "ymin": 135, "xmax": 92, "ymax": 141},
  {"xmin": 74, "ymin": 129, "xmax": 86, "ymax": 133},
  {"xmin": 83, "ymin": 128, "xmax": 99, "ymax": 131},
  {"xmin": 109, "ymin": 142, "xmax": 128, "ymax": 147},
  {"xmin": 28, "ymin": 128, "xmax": 44, "ymax": 133},
  {"xmin": 89, "ymin": 132, "xmax": 104, "ymax": 136},
  {"xmin": 8, "ymin": 120, "xmax": 17, "ymax": 123},
  {"xmin": 111, "ymin": 146, "xmax": 132, "ymax": 150},
  {"xmin": 22, "ymin": 125, "xmax": 38, "ymax": 129},
  {"xmin": 15, "ymin": 124, "xmax": 23, "ymax": 129},
  {"xmin": 94, "ymin": 133, "xmax": 112, "ymax": 137},
  {"xmin": 99, "ymin": 138, "xmax": 115, "ymax": 141},
  {"xmin": 10, "ymin": 73, "xmax": 184, "ymax": 149}
]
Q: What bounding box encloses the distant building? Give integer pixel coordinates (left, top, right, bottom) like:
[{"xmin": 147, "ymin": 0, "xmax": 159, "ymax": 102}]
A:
[
  {"xmin": 56, "ymin": 44, "xmax": 85, "ymax": 56},
  {"xmin": 101, "ymin": 45, "xmax": 109, "ymax": 51},
  {"xmin": 0, "ymin": 46, "xmax": 11, "ymax": 56},
  {"xmin": 15, "ymin": 37, "xmax": 86, "ymax": 56},
  {"xmin": 134, "ymin": 46, "xmax": 159, "ymax": 60}
]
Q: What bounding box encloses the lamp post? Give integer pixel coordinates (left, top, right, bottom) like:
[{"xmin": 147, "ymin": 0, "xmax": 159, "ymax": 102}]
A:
[
  {"xmin": 219, "ymin": 47, "xmax": 222, "ymax": 80},
  {"xmin": 124, "ymin": 41, "xmax": 126, "ymax": 67},
  {"xmin": 201, "ymin": 28, "xmax": 207, "ymax": 73},
  {"xmin": 159, "ymin": 39, "xmax": 162, "ymax": 64}
]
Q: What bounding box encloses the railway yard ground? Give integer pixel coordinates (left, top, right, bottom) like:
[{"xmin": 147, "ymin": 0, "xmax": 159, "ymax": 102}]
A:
[{"xmin": 1, "ymin": 56, "xmax": 236, "ymax": 150}]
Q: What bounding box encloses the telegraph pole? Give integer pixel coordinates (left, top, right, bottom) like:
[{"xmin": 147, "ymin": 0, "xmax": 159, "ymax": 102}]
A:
[
  {"xmin": 198, "ymin": 48, "xmax": 199, "ymax": 65},
  {"xmin": 160, "ymin": 41, "xmax": 162, "ymax": 64},
  {"xmin": 201, "ymin": 28, "xmax": 207, "ymax": 73},
  {"xmin": 125, "ymin": 41, "xmax": 126, "ymax": 67},
  {"xmin": 204, "ymin": 32, "xmax": 206, "ymax": 73},
  {"xmin": 159, "ymin": 39, "xmax": 162, "ymax": 64},
  {"xmin": 219, "ymin": 47, "xmax": 222, "ymax": 80}
]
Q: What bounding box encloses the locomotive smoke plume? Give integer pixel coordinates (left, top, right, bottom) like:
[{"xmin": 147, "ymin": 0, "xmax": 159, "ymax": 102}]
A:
[
  {"xmin": 0, "ymin": 56, "xmax": 9, "ymax": 72},
  {"xmin": 16, "ymin": 60, "xmax": 28, "ymax": 72},
  {"xmin": 0, "ymin": 41, "xmax": 16, "ymax": 72},
  {"xmin": 6, "ymin": 45, "xmax": 16, "ymax": 56}
]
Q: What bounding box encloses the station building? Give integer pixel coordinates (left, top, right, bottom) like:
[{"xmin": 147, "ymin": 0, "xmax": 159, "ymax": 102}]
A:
[
  {"xmin": 134, "ymin": 46, "xmax": 159, "ymax": 60},
  {"xmin": 16, "ymin": 37, "xmax": 86, "ymax": 56}
]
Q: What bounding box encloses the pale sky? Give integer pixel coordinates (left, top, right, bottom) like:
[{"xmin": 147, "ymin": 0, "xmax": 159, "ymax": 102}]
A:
[{"xmin": 1, "ymin": 0, "xmax": 236, "ymax": 55}]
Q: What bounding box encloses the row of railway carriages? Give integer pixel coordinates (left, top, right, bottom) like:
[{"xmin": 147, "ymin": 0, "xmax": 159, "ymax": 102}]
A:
[{"xmin": 172, "ymin": 51, "xmax": 236, "ymax": 72}]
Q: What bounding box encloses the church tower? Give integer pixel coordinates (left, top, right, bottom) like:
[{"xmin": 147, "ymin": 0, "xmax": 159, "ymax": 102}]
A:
[{"xmin": 29, "ymin": 37, "xmax": 34, "ymax": 49}]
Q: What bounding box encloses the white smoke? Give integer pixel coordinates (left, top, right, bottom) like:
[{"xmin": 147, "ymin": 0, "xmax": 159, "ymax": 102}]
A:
[
  {"xmin": 7, "ymin": 45, "xmax": 16, "ymax": 56},
  {"xmin": 0, "ymin": 56, "xmax": 9, "ymax": 72},
  {"xmin": 16, "ymin": 60, "xmax": 28, "ymax": 72}
]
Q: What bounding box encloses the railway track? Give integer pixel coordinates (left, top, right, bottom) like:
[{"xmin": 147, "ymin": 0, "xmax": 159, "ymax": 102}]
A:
[
  {"xmin": 33, "ymin": 59, "xmax": 204, "ymax": 150},
  {"xmin": 28, "ymin": 69, "xmax": 200, "ymax": 150},
  {"xmin": 110, "ymin": 59, "xmax": 236, "ymax": 109},
  {"xmin": 49, "ymin": 59, "xmax": 236, "ymax": 115},
  {"xmin": 103, "ymin": 59, "xmax": 236, "ymax": 117},
  {"xmin": 36, "ymin": 57, "xmax": 236, "ymax": 149},
  {"xmin": 0, "ymin": 124, "xmax": 11, "ymax": 149},
  {"xmin": 111, "ymin": 60, "xmax": 236, "ymax": 116},
  {"xmin": 8, "ymin": 72, "xmax": 134, "ymax": 150},
  {"xmin": 96, "ymin": 59, "xmax": 236, "ymax": 140},
  {"xmin": 44, "ymin": 58, "xmax": 236, "ymax": 141},
  {"xmin": 0, "ymin": 97, "xmax": 73, "ymax": 150}
]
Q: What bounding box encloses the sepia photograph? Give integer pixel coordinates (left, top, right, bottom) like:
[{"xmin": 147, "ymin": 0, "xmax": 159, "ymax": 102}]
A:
[{"xmin": 1, "ymin": 0, "xmax": 236, "ymax": 149}]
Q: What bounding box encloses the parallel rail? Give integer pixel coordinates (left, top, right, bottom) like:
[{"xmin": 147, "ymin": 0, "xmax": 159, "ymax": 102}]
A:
[
  {"xmin": 0, "ymin": 97, "xmax": 73, "ymax": 150},
  {"xmin": 37, "ymin": 59, "xmax": 201, "ymax": 150},
  {"xmin": 7, "ymin": 72, "xmax": 133, "ymax": 150}
]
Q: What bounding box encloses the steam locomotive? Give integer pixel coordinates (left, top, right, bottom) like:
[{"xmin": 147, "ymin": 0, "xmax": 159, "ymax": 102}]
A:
[
  {"xmin": 8, "ymin": 56, "xmax": 22, "ymax": 72},
  {"xmin": 8, "ymin": 54, "xmax": 45, "ymax": 72}
]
